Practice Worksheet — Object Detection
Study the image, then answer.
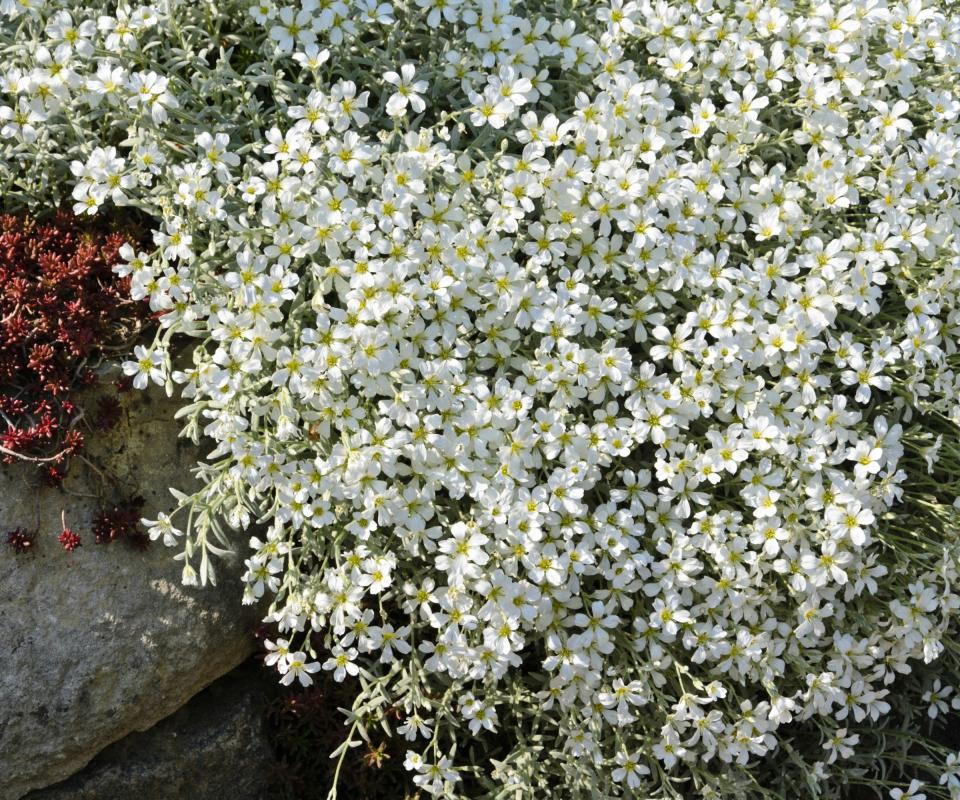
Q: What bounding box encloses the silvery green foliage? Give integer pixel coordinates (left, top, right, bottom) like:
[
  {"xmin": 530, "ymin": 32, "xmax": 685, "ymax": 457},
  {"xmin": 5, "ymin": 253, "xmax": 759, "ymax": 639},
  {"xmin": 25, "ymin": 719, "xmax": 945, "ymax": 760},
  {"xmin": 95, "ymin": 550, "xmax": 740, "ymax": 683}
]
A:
[{"xmin": 4, "ymin": 0, "xmax": 960, "ymax": 797}]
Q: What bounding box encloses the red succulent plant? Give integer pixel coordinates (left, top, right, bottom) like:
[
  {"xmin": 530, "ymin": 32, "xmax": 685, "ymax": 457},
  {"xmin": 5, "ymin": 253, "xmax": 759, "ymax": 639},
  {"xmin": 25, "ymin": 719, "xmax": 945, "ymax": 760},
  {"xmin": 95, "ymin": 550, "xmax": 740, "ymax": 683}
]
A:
[{"xmin": 0, "ymin": 210, "xmax": 150, "ymax": 483}]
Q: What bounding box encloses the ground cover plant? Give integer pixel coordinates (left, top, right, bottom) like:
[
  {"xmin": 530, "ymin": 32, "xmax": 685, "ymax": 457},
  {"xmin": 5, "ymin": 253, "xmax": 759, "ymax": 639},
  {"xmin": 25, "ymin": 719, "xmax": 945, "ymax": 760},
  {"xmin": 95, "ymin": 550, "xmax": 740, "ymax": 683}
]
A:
[
  {"xmin": 3, "ymin": 0, "xmax": 960, "ymax": 797},
  {"xmin": 0, "ymin": 209, "xmax": 156, "ymax": 553},
  {"xmin": 0, "ymin": 210, "xmax": 149, "ymax": 485}
]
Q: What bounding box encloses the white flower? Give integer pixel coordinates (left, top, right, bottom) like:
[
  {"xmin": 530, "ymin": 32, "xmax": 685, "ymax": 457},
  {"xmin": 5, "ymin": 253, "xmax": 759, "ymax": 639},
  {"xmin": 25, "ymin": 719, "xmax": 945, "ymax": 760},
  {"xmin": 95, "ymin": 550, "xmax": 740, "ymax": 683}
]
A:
[
  {"xmin": 383, "ymin": 64, "xmax": 427, "ymax": 117},
  {"xmin": 269, "ymin": 6, "xmax": 316, "ymax": 53},
  {"xmin": 873, "ymin": 99, "xmax": 914, "ymax": 142},
  {"xmin": 278, "ymin": 651, "xmax": 321, "ymax": 686},
  {"xmin": 415, "ymin": 0, "xmax": 461, "ymax": 28},
  {"xmin": 890, "ymin": 780, "xmax": 927, "ymax": 800},
  {"xmin": 45, "ymin": 10, "xmax": 96, "ymax": 56},
  {"xmin": 293, "ymin": 43, "xmax": 330, "ymax": 71},
  {"xmin": 123, "ymin": 345, "xmax": 165, "ymax": 390},
  {"xmin": 0, "ymin": 97, "xmax": 46, "ymax": 143},
  {"xmin": 612, "ymin": 750, "xmax": 650, "ymax": 789},
  {"xmin": 822, "ymin": 728, "xmax": 859, "ymax": 765},
  {"xmin": 143, "ymin": 512, "xmax": 183, "ymax": 546},
  {"xmin": 397, "ymin": 712, "xmax": 432, "ymax": 740},
  {"xmin": 322, "ymin": 645, "xmax": 359, "ymax": 681},
  {"xmin": 922, "ymin": 679, "xmax": 954, "ymax": 719},
  {"xmin": 248, "ymin": 0, "xmax": 276, "ymax": 24},
  {"xmin": 467, "ymin": 87, "xmax": 513, "ymax": 128},
  {"xmin": 411, "ymin": 756, "xmax": 459, "ymax": 795},
  {"xmin": 127, "ymin": 70, "xmax": 178, "ymax": 123},
  {"xmin": 263, "ymin": 637, "xmax": 290, "ymax": 667}
]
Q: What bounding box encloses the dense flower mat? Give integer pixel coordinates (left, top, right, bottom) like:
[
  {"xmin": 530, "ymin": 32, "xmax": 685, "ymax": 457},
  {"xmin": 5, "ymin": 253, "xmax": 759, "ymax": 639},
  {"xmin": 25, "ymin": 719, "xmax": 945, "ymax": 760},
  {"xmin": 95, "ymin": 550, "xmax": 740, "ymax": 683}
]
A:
[{"xmin": 4, "ymin": 0, "xmax": 960, "ymax": 797}]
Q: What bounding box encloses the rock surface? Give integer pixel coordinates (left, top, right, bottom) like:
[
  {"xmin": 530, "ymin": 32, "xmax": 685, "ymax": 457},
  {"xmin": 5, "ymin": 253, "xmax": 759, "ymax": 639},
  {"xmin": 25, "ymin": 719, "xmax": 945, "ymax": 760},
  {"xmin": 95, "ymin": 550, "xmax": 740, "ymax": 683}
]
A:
[
  {"xmin": 0, "ymin": 386, "xmax": 260, "ymax": 800},
  {"xmin": 24, "ymin": 661, "xmax": 277, "ymax": 800}
]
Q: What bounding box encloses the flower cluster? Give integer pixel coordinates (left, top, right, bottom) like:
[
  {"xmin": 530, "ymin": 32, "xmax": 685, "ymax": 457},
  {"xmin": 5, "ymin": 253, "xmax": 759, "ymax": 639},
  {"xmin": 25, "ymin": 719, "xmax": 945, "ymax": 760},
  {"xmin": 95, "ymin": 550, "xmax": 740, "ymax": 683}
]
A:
[
  {"xmin": 4, "ymin": 0, "xmax": 960, "ymax": 798},
  {"xmin": 0, "ymin": 210, "xmax": 150, "ymax": 483}
]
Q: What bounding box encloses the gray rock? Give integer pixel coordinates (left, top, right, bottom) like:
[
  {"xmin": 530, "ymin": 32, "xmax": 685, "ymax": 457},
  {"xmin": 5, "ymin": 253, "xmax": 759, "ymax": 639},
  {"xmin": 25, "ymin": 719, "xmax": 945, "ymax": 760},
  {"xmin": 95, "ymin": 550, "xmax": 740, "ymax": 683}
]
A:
[
  {"xmin": 0, "ymin": 386, "xmax": 259, "ymax": 800},
  {"xmin": 24, "ymin": 661, "xmax": 277, "ymax": 800}
]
